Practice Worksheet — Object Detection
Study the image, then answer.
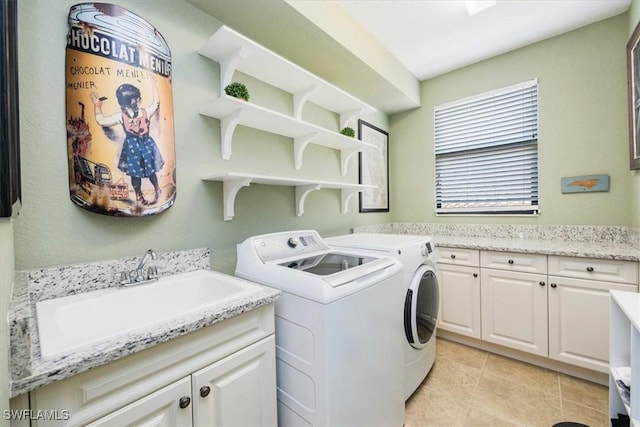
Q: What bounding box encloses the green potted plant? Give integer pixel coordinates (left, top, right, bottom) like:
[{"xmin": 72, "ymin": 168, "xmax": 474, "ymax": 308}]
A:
[
  {"xmin": 340, "ymin": 127, "xmax": 355, "ymax": 138},
  {"xmin": 224, "ymin": 82, "xmax": 250, "ymax": 101}
]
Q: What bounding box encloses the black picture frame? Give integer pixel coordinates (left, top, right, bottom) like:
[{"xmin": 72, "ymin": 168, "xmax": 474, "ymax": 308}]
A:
[
  {"xmin": 0, "ymin": 0, "xmax": 21, "ymax": 217},
  {"xmin": 627, "ymin": 19, "xmax": 640, "ymax": 170},
  {"xmin": 358, "ymin": 119, "xmax": 389, "ymax": 213}
]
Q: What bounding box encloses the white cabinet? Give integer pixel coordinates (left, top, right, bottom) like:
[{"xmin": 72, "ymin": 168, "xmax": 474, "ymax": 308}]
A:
[
  {"xmin": 87, "ymin": 337, "xmax": 276, "ymax": 427},
  {"xmin": 480, "ymin": 251, "xmax": 548, "ymax": 356},
  {"xmin": 435, "ymin": 248, "xmax": 481, "ymax": 339},
  {"xmin": 192, "ymin": 337, "xmax": 277, "ymax": 427},
  {"xmin": 29, "ymin": 305, "xmax": 276, "ymax": 426},
  {"xmin": 549, "ymin": 256, "xmax": 638, "ymax": 373},
  {"xmin": 437, "ymin": 247, "xmax": 640, "ymax": 375},
  {"xmin": 609, "ymin": 290, "xmax": 640, "ymax": 426},
  {"xmin": 198, "ymin": 25, "xmax": 378, "ymax": 220}
]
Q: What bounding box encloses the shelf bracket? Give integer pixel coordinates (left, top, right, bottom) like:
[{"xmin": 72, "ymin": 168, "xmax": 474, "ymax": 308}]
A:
[
  {"xmin": 340, "ymin": 109, "xmax": 363, "ymax": 130},
  {"xmin": 220, "ymin": 47, "xmax": 248, "ymax": 89},
  {"xmin": 222, "ymin": 177, "xmax": 252, "ymax": 221},
  {"xmin": 340, "ymin": 148, "xmax": 360, "ymax": 176},
  {"xmin": 293, "ymin": 132, "xmax": 317, "ymax": 170},
  {"xmin": 293, "ymin": 85, "xmax": 317, "ymax": 120},
  {"xmin": 340, "ymin": 188, "xmax": 361, "ymax": 214},
  {"xmin": 295, "ymin": 184, "xmax": 321, "ymax": 217},
  {"xmin": 220, "ymin": 109, "xmax": 242, "ymax": 160}
]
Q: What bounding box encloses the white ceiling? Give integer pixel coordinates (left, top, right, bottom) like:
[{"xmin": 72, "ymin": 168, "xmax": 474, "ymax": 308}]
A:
[{"xmin": 337, "ymin": 0, "xmax": 631, "ymax": 81}]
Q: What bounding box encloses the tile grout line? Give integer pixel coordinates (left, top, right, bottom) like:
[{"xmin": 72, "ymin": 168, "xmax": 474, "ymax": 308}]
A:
[
  {"xmin": 460, "ymin": 348, "xmax": 490, "ymax": 426},
  {"xmin": 557, "ymin": 372, "xmax": 564, "ymax": 414}
]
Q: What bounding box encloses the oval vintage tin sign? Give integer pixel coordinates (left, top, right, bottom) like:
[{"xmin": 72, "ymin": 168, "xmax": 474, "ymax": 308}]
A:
[{"xmin": 66, "ymin": 3, "xmax": 175, "ymax": 216}]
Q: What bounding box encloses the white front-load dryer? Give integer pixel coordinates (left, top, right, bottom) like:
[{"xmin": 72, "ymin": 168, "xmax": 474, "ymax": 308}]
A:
[{"xmin": 325, "ymin": 232, "xmax": 440, "ymax": 400}]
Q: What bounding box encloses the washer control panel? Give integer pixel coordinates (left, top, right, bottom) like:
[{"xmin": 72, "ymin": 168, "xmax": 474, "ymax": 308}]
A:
[{"xmin": 253, "ymin": 230, "xmax": 330, "ymax": 263}]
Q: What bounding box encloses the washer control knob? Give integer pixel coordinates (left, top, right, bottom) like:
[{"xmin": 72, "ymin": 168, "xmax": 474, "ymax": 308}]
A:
[{"xmin": 287, "ymin": 237, "xmax": 300, "ymax": 248}]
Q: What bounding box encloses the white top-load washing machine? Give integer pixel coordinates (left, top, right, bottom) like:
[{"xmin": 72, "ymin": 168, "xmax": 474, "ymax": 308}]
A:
[
  {"xmin": 235, "ymin": 230, "xmax": 405, "ymax": 427},
  {"xmin": 325, "ymin": 233, "xmax": 440, "ymax": 400}
]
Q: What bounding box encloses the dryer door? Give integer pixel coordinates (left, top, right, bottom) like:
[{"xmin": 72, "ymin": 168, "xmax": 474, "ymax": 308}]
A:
[{"xmin": 404, "ymin": 265, "xmax": 440, "ymax": 349}]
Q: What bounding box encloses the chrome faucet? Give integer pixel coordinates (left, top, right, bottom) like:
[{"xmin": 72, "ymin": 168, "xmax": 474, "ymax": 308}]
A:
[
  {"xmin": 119, "ymin": 249, "xmax": 159, "ymax": 286},
  {"xmin": 137, "ymin": 249, "xmax": 157, "ymax": 273}
]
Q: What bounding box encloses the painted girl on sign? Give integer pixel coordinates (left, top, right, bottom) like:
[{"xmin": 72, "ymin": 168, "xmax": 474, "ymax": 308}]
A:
[
  {"xmin": 65, "ymin": 3, "xmax": 176, "ymax": 216},
  {"xmin": 91, "ymin": 76, "xmax": 164, "ymax": 206}
]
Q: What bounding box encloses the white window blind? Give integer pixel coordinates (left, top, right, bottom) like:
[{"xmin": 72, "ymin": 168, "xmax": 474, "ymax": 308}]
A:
[{"xmin": 434, "ymin": 79, "xmax": 539, "ymax": 215}]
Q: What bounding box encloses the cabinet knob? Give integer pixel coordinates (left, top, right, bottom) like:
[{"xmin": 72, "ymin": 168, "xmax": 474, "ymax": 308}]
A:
[
  {"xmin": 179, "ymin": 396, "xmax": 191, "ymax": 409},
  {"xmin": 508, "ymin": 259, "xmax": 514, "ymax": 264},
  {"xmin": 450, "ymin": 254, "xmax": 456, "ymax": 259},
  {"xmin": 550, "ymin": 283, "xmax": 557, "ymax": 288},
  {"xmin": 200, "ymin": 386, "xmax": 211, "ymax": 398},
  {"xmin": 586, "ymin": 266, "xmax": 594, "ymax": 272},
  {"xmin": 473, "ymin": 273, "xmax": 478, "ymax": 278},
  {"xmin": 539, "ymin": 281, "xmax": 545, "ymax": 286}
]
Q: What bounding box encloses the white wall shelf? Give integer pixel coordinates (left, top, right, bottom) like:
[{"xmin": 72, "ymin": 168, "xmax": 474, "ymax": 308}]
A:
[
  {"xmin": 609, "ymin": 290, "xmax": 640, "ymax": 426},
  {"xmin": 202, "ymin": 172, "xmax": 375, "ymax": 221},
  {"xmin": 199, "ymin": 95, "xmax": 374, "ymax": 175},
  {"xmin": 198, "ymin": 25, "xmax": 375, "ymax": 126},
  {"xmin": 198, "ymin": 26, "xmax": 377, "ymax": 218}
]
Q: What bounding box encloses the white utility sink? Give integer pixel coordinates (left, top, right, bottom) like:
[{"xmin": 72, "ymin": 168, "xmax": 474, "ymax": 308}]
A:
[{"xmin": 36, "ymin": 270, "xmax": 260, "ymax": 359}]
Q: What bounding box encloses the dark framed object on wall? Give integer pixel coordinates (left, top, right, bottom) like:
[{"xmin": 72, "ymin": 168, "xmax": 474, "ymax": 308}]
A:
[
  {"xmin": 627, "ymin": 19, "xmax": 640, "ymax": 170},
  {"xmin": 358, "ymin": 119, "xmax": 389, "ymax": 212},
  {"xmin": 0, "ymin": 0, "xmax": 21, "ymax": 217}
]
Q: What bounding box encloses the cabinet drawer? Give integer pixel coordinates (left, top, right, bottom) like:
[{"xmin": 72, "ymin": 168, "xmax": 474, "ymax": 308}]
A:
[
  {"xmin": 435, "ymin": 247, "xmax": 480, "ymax": 267},
  {"xmin": 480, "ymin": 251, "xmax": 547, "ymax": 274},
  {"xmin": 548, "ymin": 256, "xmax": 639, "ymax": 285}
]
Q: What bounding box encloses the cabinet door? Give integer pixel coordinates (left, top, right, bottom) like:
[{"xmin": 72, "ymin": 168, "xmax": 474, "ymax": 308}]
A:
[
  {"xmin": 192, "ymin": 335, "xmax": 277, "ymax": 427},
  {"xmin": 437, "ymin": 263, "xmax": 481, "ymax": 338},
  {"xmin": 548, "ymin": 276, "xmax": 637, "ymax": 373},
  {"xmin": 481, "ymin": 269, "xmax": 548, "ymax": 356},
  {"xmin": 86, "ymin": 377, "xmax": 193, "ymax": 427}
]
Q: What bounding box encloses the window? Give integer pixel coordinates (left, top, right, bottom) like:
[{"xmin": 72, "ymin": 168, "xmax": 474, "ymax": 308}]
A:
[{"xmin": 434, "ymin": 79, "xmax": 539, "ymax": 215}]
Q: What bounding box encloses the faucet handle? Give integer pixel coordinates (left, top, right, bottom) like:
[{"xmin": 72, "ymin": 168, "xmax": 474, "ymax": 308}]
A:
[
  {"xmin": 118, "ymin": 271, "xmax": 131, "ymax": 285},
  {"xmin": 148, "ymin": 265, "xmax": 158, "ymax": 280}
]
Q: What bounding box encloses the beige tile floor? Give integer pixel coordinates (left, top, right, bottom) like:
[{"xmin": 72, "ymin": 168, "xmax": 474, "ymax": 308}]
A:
[{"xmin": 405, "ymin": 338, "xmax": 610, "ymax": 427}]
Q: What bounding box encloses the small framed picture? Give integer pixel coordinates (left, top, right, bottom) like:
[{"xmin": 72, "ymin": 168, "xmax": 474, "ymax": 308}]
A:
[
  {"xmin": 627, "ymin": 20, "xmax": 640, "ymax": 169},
  {"xmin": 358, "ymin": 120, "xmax": 389, "ymax": 212}
]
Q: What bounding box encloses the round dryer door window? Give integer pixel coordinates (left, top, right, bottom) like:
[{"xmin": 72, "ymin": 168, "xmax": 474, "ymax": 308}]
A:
[{"xmin": 404, "ymin": 265, "xmax": 440, "ymax": 349}]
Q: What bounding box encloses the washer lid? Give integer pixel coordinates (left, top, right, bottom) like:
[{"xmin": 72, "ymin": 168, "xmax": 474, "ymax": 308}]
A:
[{"xmin": 279, "ymin": 252, "xmax": 397, "ymax": 287}]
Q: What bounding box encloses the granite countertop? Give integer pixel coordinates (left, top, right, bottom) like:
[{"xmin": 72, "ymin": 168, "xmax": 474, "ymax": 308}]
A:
[
  {"xmin": 8, "ymin": 248, "xmax": 280, "ymax": 398},
  {"xmin": 431, "ymin": 235, "xmax": 640, "ymax": 261},
  {"xmin": 353, "ymin": 223, "xmax": 640, "ymax": 262}
]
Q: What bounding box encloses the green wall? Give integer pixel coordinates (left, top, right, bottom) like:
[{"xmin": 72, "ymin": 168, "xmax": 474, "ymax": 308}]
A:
[
  {"xmin": 390, "ymin": 13, "xmax": 631, "ymax": 226},
  {"xmin": 14, "ymin": 0, "xmax": 390, "ymax": 273}
]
